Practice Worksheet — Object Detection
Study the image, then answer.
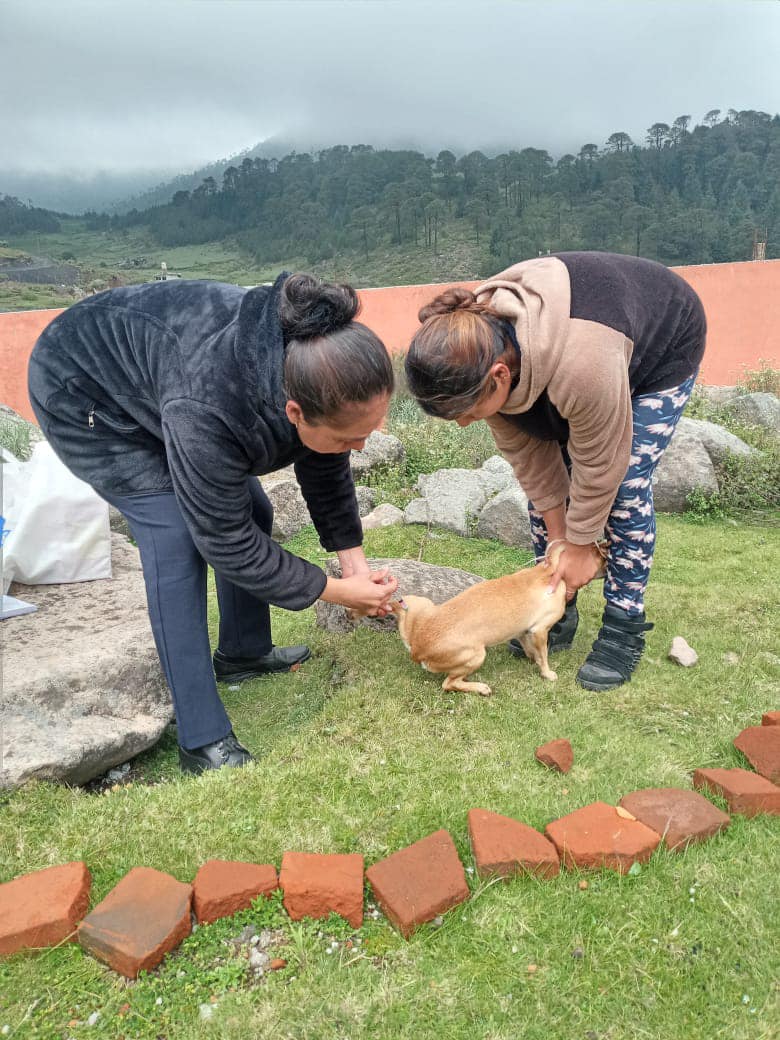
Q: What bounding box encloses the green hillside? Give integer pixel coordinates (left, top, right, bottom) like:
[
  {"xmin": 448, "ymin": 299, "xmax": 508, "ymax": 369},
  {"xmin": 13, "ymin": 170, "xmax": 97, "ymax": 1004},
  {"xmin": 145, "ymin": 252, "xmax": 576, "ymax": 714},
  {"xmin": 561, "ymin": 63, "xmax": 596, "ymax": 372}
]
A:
[{"xmin": 2, "ymin": 108, "xmax": 778, "ymax": 311}]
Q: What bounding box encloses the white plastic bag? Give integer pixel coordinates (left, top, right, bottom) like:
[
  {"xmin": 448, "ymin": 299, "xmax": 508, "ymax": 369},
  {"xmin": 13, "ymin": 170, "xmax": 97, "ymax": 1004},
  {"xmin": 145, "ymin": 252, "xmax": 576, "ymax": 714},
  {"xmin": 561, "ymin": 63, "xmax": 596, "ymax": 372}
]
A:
[{"xmin": 1, "ymin": 441, "xmax": 111, "ymax": 594}]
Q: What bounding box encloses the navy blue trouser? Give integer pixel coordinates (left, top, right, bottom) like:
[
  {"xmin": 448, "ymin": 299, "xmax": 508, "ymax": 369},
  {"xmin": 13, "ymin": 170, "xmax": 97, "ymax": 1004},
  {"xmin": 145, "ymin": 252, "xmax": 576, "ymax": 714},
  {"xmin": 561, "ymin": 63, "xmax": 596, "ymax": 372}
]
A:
[
  {"xmin": 102, "ymin": 479, "xmax": 274, "ymax": 750},
  {"xmin": 528, "ymin": 374, "xmax": 697, "ymax": 616}
]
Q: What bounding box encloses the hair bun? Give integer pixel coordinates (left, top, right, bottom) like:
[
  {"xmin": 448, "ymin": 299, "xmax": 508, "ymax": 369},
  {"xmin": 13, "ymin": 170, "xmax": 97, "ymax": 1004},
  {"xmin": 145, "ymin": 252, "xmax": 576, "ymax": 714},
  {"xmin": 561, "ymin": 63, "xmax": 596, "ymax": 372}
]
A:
[
  {"xmin": 418, "ymin": 287, "xmax": 480, "ymax": 323},
  {"xmin": 279, "ymin": 273, "xmax": 359, "ymax": 339}
]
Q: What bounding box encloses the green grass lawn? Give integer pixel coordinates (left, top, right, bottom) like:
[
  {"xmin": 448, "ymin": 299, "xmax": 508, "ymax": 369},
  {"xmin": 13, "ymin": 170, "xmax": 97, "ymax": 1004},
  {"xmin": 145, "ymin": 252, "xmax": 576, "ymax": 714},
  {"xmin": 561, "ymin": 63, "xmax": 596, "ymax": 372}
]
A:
[{"xmin": 1, "ymin": 517, "xmax": 778, "ymax": 1040}]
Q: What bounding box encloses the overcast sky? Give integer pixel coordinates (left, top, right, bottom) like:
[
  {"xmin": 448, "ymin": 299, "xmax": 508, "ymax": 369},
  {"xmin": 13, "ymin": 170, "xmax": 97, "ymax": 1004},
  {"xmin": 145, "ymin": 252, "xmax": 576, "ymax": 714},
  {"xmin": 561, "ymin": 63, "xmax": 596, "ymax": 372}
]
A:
[{"xmin": 2, "ymin": 0, "xmax": 779, "ymax": 177}]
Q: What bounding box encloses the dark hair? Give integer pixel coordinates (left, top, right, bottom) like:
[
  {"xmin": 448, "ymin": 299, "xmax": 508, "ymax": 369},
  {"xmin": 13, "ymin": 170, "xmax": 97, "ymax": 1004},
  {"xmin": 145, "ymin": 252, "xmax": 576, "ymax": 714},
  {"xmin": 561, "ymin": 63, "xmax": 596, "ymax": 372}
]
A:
[
  {"xmin": 405, "ymin": 287, "xmax": 517, "ymax": 419},
  {"xmin": 279, "ymin": 273, "xmax": 394, "ymax": 422}
]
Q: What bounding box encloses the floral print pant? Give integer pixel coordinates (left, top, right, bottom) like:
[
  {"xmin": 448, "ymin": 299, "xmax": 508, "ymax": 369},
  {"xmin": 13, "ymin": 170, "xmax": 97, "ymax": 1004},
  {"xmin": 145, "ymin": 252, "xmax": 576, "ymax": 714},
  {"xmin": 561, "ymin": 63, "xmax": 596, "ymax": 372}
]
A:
[{"xmin": 528, "ymin": 373, "xmax": 698, "ymax": 616}]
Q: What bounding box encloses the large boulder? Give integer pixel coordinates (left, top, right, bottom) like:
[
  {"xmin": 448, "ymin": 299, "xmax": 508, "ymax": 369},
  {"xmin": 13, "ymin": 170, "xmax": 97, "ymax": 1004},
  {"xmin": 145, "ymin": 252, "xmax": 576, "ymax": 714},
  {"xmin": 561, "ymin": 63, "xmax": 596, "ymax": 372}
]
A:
[
  {"xmin": 694, "ymin": 385, "xmax": 739, "ymax": 407},
  {"xmin": 314, "ymin": 557, "xmax": 483, "ymax": 634},
  {"xmin": 728, "ymin": 392, "xmax": 780, "ymax": 434},
  {"xmin": 674, "ymin": 417, "xmax": 756, "ymax": 465},
  {"xmin": 263, "ymin": 470, "xmax": 312, "ymax": 542},
  {"xmin": 350, "ymin": 431, "xmax": 406, "ymax": 480},
  {"xmin": 2, "ymin": 534, "xmax": 173, "ymax": 789},
  {"xmin": 652, "ymin": 428, "xmax": 719, "ymax": 512},
  {"xmin": 476, "ymin": 485, "xmax": 533, "ymax": 548},
  {"xmin": 362, "ymin": 503, "xmax": 405, "ymax": 531},
  {"xmin": 403, "ymin": 456, "xmax": 516, "ymax": 537},
  {"xmin": 262, "ymin": 469, "xmax": 374, "ymax": 542}
]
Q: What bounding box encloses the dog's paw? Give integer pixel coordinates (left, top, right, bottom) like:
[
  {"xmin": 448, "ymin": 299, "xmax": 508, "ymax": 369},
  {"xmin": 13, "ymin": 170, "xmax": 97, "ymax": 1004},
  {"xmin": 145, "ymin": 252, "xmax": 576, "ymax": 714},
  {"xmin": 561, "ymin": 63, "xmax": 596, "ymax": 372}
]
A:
[
  {"xmin": 476, "ymin": 683, "xmax": 493, "ymax": 697},
  {"xmin": 541, "ymin": 669, "xmax": 558, "ymax": 682}
]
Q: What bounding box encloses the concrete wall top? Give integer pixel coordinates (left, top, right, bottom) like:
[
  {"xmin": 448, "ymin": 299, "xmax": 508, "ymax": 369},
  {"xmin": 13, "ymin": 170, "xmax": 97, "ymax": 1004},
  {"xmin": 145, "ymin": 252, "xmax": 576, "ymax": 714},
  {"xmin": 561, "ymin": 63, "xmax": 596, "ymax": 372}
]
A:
[{"xmin": 1, "ymin": 259, "xmax": 778, "ymax": 423}]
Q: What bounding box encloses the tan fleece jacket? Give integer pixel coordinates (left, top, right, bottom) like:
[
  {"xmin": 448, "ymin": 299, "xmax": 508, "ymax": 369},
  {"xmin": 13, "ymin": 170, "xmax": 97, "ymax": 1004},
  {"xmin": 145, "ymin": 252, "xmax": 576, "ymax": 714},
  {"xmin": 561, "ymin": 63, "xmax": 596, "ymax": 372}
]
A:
[{"xmin": 476, "ymin": 257, "xmax": 633, "ymax": 544}]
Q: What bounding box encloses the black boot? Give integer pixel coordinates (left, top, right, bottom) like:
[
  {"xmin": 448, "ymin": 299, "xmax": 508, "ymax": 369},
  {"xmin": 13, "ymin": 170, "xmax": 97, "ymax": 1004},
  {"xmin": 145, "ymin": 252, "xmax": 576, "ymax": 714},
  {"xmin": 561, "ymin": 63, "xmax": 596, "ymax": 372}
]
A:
[
  {"xmin": 179, "ymin": 730, "xmax": 254, "ymax": 775},
  {"xmin": 213, "ymin": 644, "xmax": 311, "ymax": 683},
  {"xmin": 576, "ymin": 604, "xmax": 654, "ymax": 691},
  {"xmin": 508, "ymin": 594, "xmax": 579, "ymax": 659}
]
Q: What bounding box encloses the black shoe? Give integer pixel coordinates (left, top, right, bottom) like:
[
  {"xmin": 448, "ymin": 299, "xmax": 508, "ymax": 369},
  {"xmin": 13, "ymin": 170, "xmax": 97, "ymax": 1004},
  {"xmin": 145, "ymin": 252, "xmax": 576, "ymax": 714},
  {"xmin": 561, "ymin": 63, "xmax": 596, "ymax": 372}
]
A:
[
  {"xmin": 179, "ymin": 730, "xmax": 254, "ymax": 775},
  {"xmin": 213, "ymin": 644, "xmax": 311, "ymax": 683},
  {"xmin": 508, "ymin": 595, "xmax": 579, "ymax": 659},
  {"xmin": 576, "ymin": 604, "xmax": 654, "ymax": 691}
]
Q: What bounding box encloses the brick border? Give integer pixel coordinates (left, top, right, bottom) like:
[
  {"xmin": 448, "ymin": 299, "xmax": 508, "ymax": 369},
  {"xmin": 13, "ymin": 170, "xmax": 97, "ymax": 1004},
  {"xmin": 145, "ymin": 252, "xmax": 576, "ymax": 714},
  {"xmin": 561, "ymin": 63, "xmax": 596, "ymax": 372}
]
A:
[{"xmin": 1, "ymin": 714, "xmax": 777, "ymax": 975}]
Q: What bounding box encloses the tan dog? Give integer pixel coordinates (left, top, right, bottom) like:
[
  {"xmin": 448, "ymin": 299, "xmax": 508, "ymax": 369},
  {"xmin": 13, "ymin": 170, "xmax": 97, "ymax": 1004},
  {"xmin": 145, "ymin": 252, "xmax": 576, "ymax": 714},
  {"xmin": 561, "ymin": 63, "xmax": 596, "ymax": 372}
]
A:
[{"xmin": 391, "ymin": 544, "xmax": 606, "ymax": 696}]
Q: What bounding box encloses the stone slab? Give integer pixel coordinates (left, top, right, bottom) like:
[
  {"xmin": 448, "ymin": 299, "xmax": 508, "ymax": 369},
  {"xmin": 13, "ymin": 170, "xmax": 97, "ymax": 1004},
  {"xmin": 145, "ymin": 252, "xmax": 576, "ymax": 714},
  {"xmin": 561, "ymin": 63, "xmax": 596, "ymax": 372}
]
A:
[
  {"xmin": 544, "ymin": 801, "xmax": 661, "ymax": 873},
  {"xmin": 78, "ymin": 867, "xmax": 192, "ymax": 978},
  {"xmin": 535, "ymin": 738, "xmax": 573, "ymax": 774},
  {"xmin": 280, "ymin": 852, "xmax": 364, "ymax": 928},
  {"xmin": 2, "ymin": 534, "xmax": 172, "ymax": 788},
  {"xmin": 733, "ymin": 726, "xmax": 780, "ymax": 782},
  {"xmin": 192, "ymin": 860, "xmax": 278, "ymax": 925},
  {"xmin": 315, "ymin": 557, "xmax": 482, "ymax": 634},
  {"xmin": 693, "ymin": 767, "xmax": 780, "ymax": 816},
  {"xmin": 366, "ymin": 829, "xmax": 469, "ymax": 939},
  {"xmin": 0, "ymin": 861, "xmax": 91, "ymax": 956},
  {"xmin": 618, "ymin": 788, "xmax": 730, "ymax": 850},
  {"xmin": 468, "ymin": 808, "xmax": 559, "ymax": 879}
]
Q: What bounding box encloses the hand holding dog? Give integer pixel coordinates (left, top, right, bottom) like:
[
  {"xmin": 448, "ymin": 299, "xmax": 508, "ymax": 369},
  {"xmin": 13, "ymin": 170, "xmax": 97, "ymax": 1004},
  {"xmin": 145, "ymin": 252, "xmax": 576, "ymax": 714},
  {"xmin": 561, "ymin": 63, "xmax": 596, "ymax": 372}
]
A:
[
  {"xmin": 548, "ymin": 542, "xmax": 605, "ymax": 600},
  {"xmin": 322, "ymin": 567, "xmax": 398, "ymax": 614}
]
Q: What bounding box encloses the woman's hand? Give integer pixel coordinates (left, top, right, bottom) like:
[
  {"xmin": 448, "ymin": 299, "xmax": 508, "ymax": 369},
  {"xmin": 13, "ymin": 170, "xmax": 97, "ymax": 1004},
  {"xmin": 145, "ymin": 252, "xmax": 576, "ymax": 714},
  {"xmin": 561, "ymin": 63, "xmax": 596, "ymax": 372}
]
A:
[
  {"xmin": 321, "ymin": 567, "xmax": 399, "ymax": 614},
  {"xmin": 337, "ymin": 545, "xmax": 371, "ymax": 579},
  {"xmin": 548, "ymin": 542, "xmax": 603, "ymax": 601}
]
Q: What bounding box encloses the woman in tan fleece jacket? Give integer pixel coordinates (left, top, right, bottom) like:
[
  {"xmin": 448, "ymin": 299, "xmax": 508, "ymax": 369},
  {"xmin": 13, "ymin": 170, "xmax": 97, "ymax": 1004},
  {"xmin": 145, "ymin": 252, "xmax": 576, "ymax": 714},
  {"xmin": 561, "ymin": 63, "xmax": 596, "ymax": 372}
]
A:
[{"xmin": 404, "ymin": 251, "xmax": 706, "ymax": 691}]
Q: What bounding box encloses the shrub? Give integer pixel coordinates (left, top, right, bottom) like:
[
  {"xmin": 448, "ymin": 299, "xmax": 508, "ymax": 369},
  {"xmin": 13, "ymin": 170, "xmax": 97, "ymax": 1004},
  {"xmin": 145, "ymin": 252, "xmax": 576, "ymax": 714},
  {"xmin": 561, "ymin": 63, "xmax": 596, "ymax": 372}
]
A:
[
  {"xmin": 739, "ymin": 360, "xmax": 780, "ymax": 396},
  {"xmin": 0, "ymin": 418, "xmax": 34, "ymax": 461}
]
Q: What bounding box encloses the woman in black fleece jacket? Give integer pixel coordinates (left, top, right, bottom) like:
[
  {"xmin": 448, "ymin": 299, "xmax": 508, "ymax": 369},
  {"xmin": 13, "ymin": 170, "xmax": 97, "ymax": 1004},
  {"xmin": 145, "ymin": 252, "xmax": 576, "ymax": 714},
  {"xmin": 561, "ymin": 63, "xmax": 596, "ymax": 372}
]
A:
[{"xmin": 28, "ymin": 273, "xmax": 398, "ymax": 773}]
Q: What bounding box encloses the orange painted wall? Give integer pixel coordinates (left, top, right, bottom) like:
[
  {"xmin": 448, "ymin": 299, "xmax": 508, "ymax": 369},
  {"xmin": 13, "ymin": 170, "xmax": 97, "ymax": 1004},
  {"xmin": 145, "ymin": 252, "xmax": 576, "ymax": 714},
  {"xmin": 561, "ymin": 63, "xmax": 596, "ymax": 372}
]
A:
[
  {"xmin": 359, "ymin": 260, "xmax": 780, "ymax": 387},
  {"xmin": 2, "ymin": 259, "xmax": 778, "ymax": 424},
  {"xmin": 0, "ymin": 308, "xmax": 65, "ymax": 422}
]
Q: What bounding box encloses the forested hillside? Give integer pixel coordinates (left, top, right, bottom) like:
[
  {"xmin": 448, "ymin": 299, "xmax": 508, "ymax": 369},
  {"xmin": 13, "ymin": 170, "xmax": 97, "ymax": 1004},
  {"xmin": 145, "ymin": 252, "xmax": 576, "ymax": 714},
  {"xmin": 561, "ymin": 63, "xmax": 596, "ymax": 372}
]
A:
[
  {"xmin": 1, "ymin": 109, "xmax": 778, "ymax": 299},
  {"xmin": 90, "ymin": 109, "xmax": 780, "ymax": 269}
]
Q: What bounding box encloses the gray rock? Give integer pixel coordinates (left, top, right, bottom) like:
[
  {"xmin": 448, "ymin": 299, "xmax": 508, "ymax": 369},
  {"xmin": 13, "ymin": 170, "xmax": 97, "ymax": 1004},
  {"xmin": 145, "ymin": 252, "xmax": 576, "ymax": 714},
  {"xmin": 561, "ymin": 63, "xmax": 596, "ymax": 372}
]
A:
[
  {"xmin": 675, "ymin": 417, "xmax": 756, "ymax": 465},
  {"xmin": 263, "ymin": 470, "xmax": 374, "ymax": 541},
  {"xmin": 476, "ymin": 486, "xmax": 533, "ymax": 548},
  {"xmin": 354, "ymin": 485, "xmax": 375, "ymax": 517},
  {"xmin": 402, "ymin": 457, "xmax": 517, "ymax": 536},
  {"xmin": 669, "ymin": 636, "xmax": 699, "ymax": 667},
  {"xmin": 314, "ymin": 557, "xmax": 483, "ymax": 634},
  {"xmin": 694, "ymin": 385, "xmax": 739, "ymax": 407},
  {"xmin": 1, "ymin": 534, "xmax": 172, "ymax": 789},
  {"xmin": 362, "ymin": 503, "xmax": 405, "ymax": 531},
  {"xmin": 413, "ymin": 468, "xmax": 490, "ymax": 536},
  {"xmin": 261, "ymin": 470, "xmax": 312, "ymax": 542},
  {"xmin": 478, "ymin": 455, "xmax": 516, "ymax": 495},
  {"xmin": 403, "ymin": 497, "xmax": 432, "ymax": 526},
  {"xmin": 350, "ymin": 431, "xmax": 406, "ymax": 479},
  {"xmin": 652, "ymin": 430, "xmax": 719, "ymax": 512},
  {"xmin": 0, "ymin": 404, "xmax": 45, "ymax": 462},
  {"xmin": 728, "ymin": 392, "xmax": 780, "ymax": 434}
]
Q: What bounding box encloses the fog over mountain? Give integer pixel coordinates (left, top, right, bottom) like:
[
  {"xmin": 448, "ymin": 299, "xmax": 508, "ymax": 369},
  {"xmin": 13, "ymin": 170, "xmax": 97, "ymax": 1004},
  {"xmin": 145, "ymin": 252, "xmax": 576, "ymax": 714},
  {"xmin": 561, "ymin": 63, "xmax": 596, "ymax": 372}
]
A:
[{"xmin": 2, "ymin": 0, "xmax": 778, "ymax": 212}]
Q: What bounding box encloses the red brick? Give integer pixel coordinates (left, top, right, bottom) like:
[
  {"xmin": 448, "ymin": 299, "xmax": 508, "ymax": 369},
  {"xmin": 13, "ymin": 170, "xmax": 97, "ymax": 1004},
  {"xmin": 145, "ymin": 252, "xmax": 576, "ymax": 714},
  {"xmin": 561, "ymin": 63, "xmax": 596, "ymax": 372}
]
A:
[
  {"xmin": 78, "ymin": 867, "xmax": 192, "ymax": 978},
  {"xmin": 734, "ymin": 726, "xmax": 780, "ymax": 782},
  {"xmin": 0, "ymin": 862, "xmax": 91, "ymax": 956},
  {"xmin": 192, "ymin": 860, "xmax": 278, "ymax": 925},
  {"xmin": 534, "ymin": 738, "xmax": 573, "ymax": 774},
  {"xmin": 544, "ymin": 801, "xmax": 661, "ymax": 873},
  {"xmin": 366, "ymin": 829, "xmax": 469, "ymax": 939},
  {"xmin": 467, "ymin": 808, "xmax": 559, "ymax": 879},
  {"xmin": 762, "ymin": 711, "xmax": 780, "ymax": 727},
  {"xmin": 280, "ymin": 852, "xmax": 363, "ymax": 928},
  {"xmin": 693, "ymin": 767, "xmax": 780, "ymax": 817},
  {"xmin": 618, "ymin": 788, "xmax": 730, "ymax": 850}
]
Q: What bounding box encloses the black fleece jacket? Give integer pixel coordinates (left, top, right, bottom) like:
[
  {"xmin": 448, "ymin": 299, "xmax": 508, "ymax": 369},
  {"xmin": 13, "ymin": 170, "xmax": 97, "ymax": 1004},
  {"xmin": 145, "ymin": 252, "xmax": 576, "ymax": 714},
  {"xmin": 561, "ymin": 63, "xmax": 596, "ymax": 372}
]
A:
[{"xmin": 27, "ymin": 274, "xmax": 362, "ymax": 610}]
